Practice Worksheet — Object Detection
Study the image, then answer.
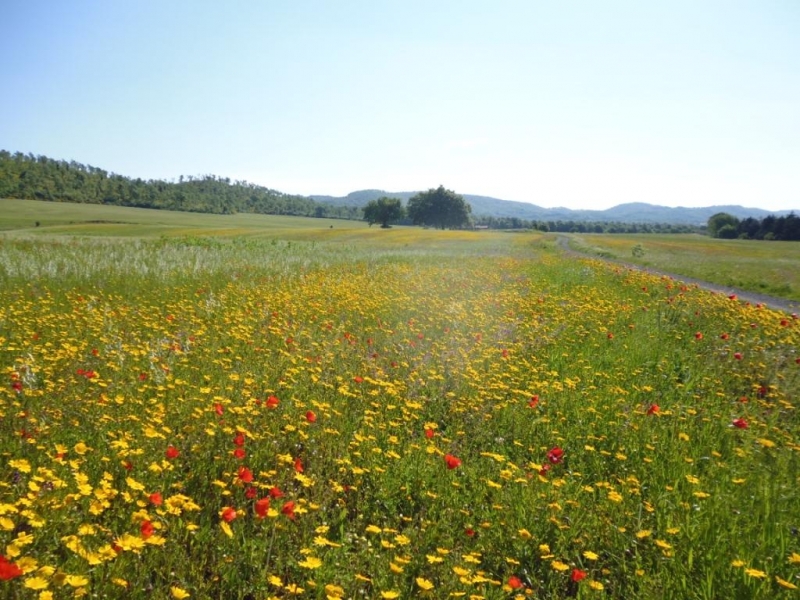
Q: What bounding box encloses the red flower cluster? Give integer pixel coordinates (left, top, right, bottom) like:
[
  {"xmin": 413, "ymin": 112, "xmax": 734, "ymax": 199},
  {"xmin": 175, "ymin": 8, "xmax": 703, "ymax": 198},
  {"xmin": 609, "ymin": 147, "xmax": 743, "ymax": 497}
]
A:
[
  {"xmin": 221, "ymin": 507, "xmax": 237, "ymax": 523},
  {"xmin": 140, "ymin": 520, "xmax": 154, "ymax": 539},
  {"xmin": 0, "ymin": 555, "xmax": 22, "ymax": 580},
  {"xmin": 547, "ymin": 447, "xmax": 564, "ymax": 464},
  {"xmin": 444, "ymin": 454, "xmax": 462, "ymax": 470},
  {"xmin": 571, "ymin": 568, "xmax": 588, "ymax": 582}
]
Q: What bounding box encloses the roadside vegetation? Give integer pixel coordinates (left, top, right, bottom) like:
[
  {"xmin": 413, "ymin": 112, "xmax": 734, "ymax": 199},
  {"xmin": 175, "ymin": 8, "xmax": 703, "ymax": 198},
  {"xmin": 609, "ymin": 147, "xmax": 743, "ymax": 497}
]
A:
[{"xmin": 567, "ymin": 233, "xmax": 800, "ymax": 303}]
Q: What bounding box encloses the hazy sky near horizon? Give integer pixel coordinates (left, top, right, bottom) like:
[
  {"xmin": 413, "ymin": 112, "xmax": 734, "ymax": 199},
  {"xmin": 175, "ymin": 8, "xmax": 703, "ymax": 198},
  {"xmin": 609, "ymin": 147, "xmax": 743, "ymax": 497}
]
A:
[{"xmin": 2, "ymin": 1, "xmax": 799, "ymax": 211}]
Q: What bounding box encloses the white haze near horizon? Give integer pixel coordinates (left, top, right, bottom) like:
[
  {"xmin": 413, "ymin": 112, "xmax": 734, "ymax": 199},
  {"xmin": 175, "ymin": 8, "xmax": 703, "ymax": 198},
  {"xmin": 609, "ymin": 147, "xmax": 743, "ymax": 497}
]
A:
[{"xmin": 0, "ymin": 1, "xmax": 798, "ymax": 212}]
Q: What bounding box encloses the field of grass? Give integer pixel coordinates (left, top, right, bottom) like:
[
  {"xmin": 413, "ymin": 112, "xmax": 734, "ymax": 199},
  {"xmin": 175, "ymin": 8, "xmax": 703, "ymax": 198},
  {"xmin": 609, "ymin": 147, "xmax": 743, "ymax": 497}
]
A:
[
  {"xmin": 568, "ymin": 233, "xmax": 800, "ymax": 303},
  {"xmin": 0, "ymin": 201, "xmax": 799, "ymax": 599}
]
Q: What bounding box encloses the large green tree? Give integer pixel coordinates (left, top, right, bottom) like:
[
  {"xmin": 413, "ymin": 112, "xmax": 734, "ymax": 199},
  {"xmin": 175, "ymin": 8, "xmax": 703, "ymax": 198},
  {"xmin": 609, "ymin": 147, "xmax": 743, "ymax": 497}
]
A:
[
  {"xmin": 363, "ymin": 196, "xmax": 405, "ymax": 228},
  {"xmin": 406, "ymin": 186, "xmax": 471, "ymax": 229},
  {"xmin": 707, "ymin": 212, "xmax": 740, "ymax": 238}
]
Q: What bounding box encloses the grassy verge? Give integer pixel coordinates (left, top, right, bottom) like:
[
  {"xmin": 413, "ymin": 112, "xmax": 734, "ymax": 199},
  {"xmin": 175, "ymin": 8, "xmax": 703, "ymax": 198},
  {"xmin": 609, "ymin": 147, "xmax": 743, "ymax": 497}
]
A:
[{"xmin": 567, "ymin": 233, "xmax": 800, "ymax": 302}]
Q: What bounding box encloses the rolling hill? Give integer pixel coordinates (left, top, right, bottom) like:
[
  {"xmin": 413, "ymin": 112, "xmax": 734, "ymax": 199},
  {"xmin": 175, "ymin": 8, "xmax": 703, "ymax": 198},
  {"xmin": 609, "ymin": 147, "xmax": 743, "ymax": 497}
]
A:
[{"xmin": 311, "ymin": 191, "xmax": 794, "ymax": 225}]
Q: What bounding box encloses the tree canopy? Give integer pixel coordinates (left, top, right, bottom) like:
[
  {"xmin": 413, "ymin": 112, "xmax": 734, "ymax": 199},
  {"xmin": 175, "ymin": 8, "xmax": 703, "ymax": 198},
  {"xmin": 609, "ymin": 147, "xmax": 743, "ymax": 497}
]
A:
[
  {"xmin": 0, "ymin": 150, "xmax": 362, "ymax": 220},
  {"xmin": 363, "ymin": 197, "xmax": 405, "ymax": 228},
  {"xmin": 406, "ymin": 186, "xmax": 471, "ymax": 229},
  {"xmin": 707, "ymin": 212, "xmax": 740, "ymax": 238}
]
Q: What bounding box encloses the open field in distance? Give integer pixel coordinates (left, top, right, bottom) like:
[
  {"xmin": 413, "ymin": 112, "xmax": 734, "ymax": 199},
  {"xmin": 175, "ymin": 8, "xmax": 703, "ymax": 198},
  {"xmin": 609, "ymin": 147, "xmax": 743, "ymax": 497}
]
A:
[{"xmin": 568, "ymin": 233, "xmax": 800, "ymax": 303}]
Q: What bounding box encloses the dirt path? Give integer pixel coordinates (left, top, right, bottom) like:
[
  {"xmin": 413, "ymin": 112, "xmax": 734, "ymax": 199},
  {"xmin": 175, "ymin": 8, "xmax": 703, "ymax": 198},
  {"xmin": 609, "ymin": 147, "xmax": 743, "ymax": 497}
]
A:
[{"xmin": 556, "ymin": 235, "xmax": 800, "ymax": 315}]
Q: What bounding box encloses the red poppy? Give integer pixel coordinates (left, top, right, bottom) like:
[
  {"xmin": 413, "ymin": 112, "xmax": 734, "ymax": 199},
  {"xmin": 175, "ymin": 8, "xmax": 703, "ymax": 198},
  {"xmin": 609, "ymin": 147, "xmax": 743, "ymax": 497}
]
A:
[
  {"xmin": 424, "ymin": 428, "xmax": 435, "ymax": 439},
  {"xmin": 11, "ymin": 381, "xmax": 22, "ymax": 392},
  {"xmin": 305, "ymin": 410, "xmax": 317, "ymax": 423},
  {"xmin": 281, "ymin": 500, "xmax": 296, "ymax": 520},
  {"xmin": 732, "ymin": 418, "xmax": 748, "ymax": 429},
  {"xmin": 733, "ymin": 352, "xmax": 743, "ymax": 360},
  {"xmin": 464, "ymin": 527, "xmax": 476, "ymax": 537},
  {"xmin": 149, "ymin": 492, "xmax": 163, "ymax": 506},
  {"xmin": 607, "ymin": 332, "xmax": 614, "ymax": 339},
  {"xmin": 165, "ymin": 445, "xmax": 180, "ymax": 460},
  {"xmin": 444, "ymin": 454, "xmax": 462, "ymax": 470},
  {"xmin": 140, "ymin": 520, "xmax": 154, "ymax": 539},
  {"xmin": 238, "ymin": 467, "xmax": 254, "ymax": 483},
  {"xmin": 528, "ymin": 395, "xmax": 539, "ymax": 408},
  {"xmin": 571, "ymin": 568, "xmax": 588, "ymax": 582},
  {"xmin": 233, "ymin": 433, "xmax": 245, "ymax": 447},
  {"xmin": 508, "ymin": 575, "xmax": 524, "ymax": 589},
  {"xmin": 294, "ymin": 457, "xmax": 304, "ymax": 473},
  {"xmin": 245, "ymin": 486, "xmax": 257, "ymax": 499},
  {"xmin": 214, "ymin": 403, "xmax": 224, "ymax": 416},
  {"xmin": 266, "ymin": 395, "xmax": 279, "ymax": 409},
  {"xmin": 233, "ymin": 448, "xmax": 246, "ymax": 460},
  {"xmin": 720, "ymin": 333, "xmax": 730, "ymax": 340},
  {"xmin": 353, "ymin": 376, "xmax": 364, "ymax": 384},
  {"xmin": 547, "ymin": 447, "xmax": 564, "ymax": 464},
  {"xmin": 0, "ymin": 555, "xmax": 23, "ymax": 580},
  {"xmin": 728, "ymin": 294, "xmax": 737, "ymax": 301},
  {"xmin": 221, "ymin": 507, "xmax": 237, "ymax": 523},
  {"xmin": 269, "ymin": 486, "xmax": 284, "ymax": 499},
  {"xmin": 255, "ymin": 497, "xmax": 270, "ymax": 518},
  {"xmin": 647, "ymin": 404, "xmax": 659, "ymax": 415},
  {"xmin": 695, "ymin": 332, "xmax": 703, "ymax": 340},
  {"xmin": 539, "ymin": 463, "xmax": 551, "ymax": 476}
]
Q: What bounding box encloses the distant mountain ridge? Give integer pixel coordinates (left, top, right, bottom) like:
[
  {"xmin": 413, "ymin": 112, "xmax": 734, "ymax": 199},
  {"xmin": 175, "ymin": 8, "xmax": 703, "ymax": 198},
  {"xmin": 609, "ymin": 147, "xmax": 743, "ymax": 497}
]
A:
[{"xmin": 311, "ymin": 190, "xmax": 795, "ymax": 226}]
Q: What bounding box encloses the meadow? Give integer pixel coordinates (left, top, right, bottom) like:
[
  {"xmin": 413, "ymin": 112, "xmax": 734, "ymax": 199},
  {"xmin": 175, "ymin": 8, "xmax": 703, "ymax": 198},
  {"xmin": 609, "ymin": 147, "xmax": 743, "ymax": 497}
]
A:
[
  {"xmin": 0, "ymin": 199, "xmax": 799, "ymax": 599},
  {"xmin": 567, "ymin": 233, "xmax": 800, "ymax": 303}
]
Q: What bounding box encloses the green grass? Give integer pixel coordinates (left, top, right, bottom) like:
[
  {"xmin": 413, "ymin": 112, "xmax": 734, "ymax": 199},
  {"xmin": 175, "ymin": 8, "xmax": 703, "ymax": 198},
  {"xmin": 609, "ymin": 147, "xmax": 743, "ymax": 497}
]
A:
[
  {"xmin": 567, "ymin": 233, "xmax": 800, "ymax": 302},
  {"xmin": 0, "ymin": 214, "xmax": 798, "ymax": 599},
  {"xmin": 0, "ymin": 197, "xmax": 368, "ymax": 238}
]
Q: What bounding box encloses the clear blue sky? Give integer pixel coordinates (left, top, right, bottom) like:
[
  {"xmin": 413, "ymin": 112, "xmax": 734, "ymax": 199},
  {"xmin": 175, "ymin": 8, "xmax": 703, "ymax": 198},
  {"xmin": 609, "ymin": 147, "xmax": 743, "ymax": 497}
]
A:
[{"xmin": 1, "ymin": 1, "xmax": 798, "ymax": 210}]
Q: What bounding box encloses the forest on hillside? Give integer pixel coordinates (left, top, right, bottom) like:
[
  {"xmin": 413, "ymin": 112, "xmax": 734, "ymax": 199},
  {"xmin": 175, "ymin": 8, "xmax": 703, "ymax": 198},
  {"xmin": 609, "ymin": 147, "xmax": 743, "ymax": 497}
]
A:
[{"xmin": 0, "ymin": 151, "xmax": 361, "ymax": 220}]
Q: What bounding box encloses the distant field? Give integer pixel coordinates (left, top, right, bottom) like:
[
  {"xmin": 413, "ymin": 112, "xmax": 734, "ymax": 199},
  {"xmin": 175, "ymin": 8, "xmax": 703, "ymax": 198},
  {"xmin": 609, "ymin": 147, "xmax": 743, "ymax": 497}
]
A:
[
  {"xmin": 569, "ymin": 233, "xmax": 800, "ymax": 303},
  {"xmin": 0, "ymin": 197, "xmax": 539, "ymax": 255},
  {"xmin": 0, "ymin": 197, "xmax": 367, "ymax": 238},
  {"xmin": 3, "ymin": 199, "xmax": 799, "ymax": 303}
]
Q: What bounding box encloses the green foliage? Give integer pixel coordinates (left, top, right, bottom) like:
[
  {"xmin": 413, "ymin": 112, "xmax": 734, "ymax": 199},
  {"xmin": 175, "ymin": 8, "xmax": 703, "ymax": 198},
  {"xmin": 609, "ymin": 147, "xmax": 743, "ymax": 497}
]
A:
[
  {"xmin": 717, "ymin": 223, "xmax": 739, "ymax": 239},
  {"xmin": 407, "ymin": 185, "xmax": 472, "ymax": 229},
  {"xmin": 707, "ymin": 212, "xmax": 740, "ymax": 238},
  {"xmin": 707, "ymin": 211, "xmax": 800, "ymax": 241},
  {"xmin": 0, "ymin": 232, "xmax": 798, "ymax": 599},
  {"xmin": 363, "ymin": 196, "xmax": 405, "ymax": 228},
  {"xmin": 0, "ymin": 150, "xmax": 361, "ymax": 220}
]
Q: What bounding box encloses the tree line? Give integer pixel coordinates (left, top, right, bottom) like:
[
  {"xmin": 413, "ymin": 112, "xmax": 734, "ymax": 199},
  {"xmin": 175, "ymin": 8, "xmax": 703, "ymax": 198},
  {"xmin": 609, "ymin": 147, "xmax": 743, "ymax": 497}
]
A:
[
  {"xmin": 2, "ymin": 150, "xmax": 748, "ymax": 235},
  {"xmin": 0, "ymin": 151, "xmax": 362, "ymax": 220},
  {"xmin": 707, "ymin": 211, "xmax": 800, "ymax": 240},
  {"xmin": 471, "ymin": 215, "xmax": 697, "ymax": 234}
]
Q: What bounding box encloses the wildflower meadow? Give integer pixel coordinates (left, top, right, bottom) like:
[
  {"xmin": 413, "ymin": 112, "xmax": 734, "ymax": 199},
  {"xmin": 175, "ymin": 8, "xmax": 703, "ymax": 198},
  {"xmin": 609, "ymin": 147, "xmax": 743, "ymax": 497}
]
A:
[{"xmin": 0, "ymin": 228, "xmax": 798, "ymax": 599}]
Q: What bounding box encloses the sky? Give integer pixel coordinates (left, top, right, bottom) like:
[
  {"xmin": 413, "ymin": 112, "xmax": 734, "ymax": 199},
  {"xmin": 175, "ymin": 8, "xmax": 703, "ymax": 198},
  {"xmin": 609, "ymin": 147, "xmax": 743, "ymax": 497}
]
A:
[{"xmin": 1, "ymin": 1, "xmax": 799, "ymax": 211}]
